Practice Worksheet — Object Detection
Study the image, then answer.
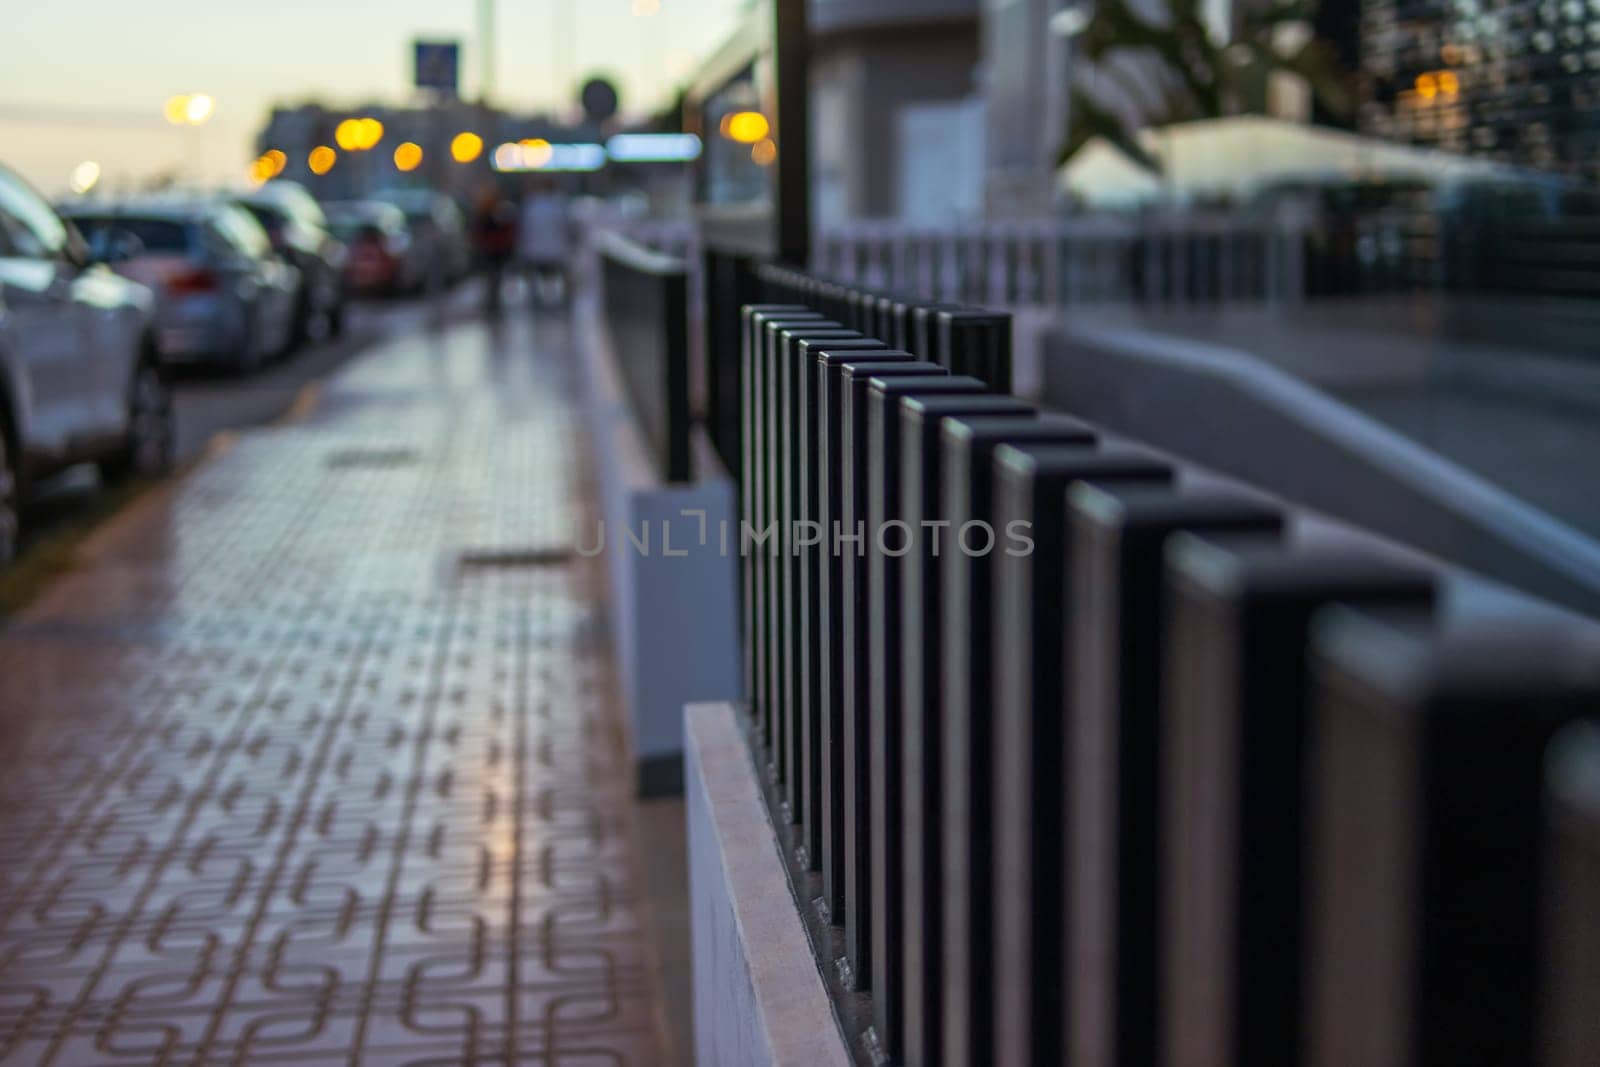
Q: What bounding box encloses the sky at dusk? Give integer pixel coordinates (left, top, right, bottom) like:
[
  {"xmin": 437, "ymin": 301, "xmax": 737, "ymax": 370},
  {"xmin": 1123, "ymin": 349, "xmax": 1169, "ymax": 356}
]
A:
[{"xmin": 0, "ymin": 0, "xmax": 744, "ymax": 195}]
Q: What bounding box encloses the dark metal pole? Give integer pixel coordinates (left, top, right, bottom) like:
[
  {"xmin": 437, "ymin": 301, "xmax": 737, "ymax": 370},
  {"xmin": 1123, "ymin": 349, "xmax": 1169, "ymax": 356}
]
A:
[{"xmin": 773, "ymin": 0, "xmax": 811, "ymax": 266}]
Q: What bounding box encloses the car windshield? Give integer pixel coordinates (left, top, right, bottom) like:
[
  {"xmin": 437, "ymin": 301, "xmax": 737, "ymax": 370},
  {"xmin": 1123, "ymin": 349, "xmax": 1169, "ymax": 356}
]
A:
[
  {"xmin": 214, "ymin": 205, "xmax": 273, "ymax": 259},
  {"xmin": 240, "ymin": 203, "xmax": 286, "ymax": 233},
  {"xmin": 67, "ymin": 216, "xmax": 190, "ymax": 256}
]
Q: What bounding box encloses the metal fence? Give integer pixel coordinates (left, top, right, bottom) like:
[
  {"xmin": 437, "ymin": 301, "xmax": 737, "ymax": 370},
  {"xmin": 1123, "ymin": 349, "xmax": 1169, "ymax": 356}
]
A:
[
  {"xmin": 725, "ymin": 262, "xmax": 1600, "ymax": 1067},
  {"xmin": 598, "ymin": 232, "xmax": 691, "ymax": 483},
  {"xmin": 814, "ymin": 217, "xmax": 1310, "ymax": 308}
]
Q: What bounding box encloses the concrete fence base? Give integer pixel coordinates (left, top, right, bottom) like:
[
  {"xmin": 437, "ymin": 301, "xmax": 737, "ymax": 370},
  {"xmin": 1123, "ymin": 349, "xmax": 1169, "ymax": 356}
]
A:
[{"xmin": 685, "ymin": 702, "xmax": 851, "ymax": 1067}]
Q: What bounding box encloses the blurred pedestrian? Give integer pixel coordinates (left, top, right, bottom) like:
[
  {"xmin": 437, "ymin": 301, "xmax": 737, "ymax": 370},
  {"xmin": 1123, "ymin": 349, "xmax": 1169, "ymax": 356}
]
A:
[
  {"xmin": 471, "ymin": 182, "xmax": 518, "ymax": 314},
  {"xmin": 518, "ymin": 178, "xmax": 571, "ymax": 307}
]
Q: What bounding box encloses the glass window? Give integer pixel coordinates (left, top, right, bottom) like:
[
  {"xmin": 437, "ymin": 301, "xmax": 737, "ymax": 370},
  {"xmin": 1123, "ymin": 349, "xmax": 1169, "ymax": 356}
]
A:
[
  {"xmin": 0, "ymin": 164, "xmax": 68, "ymax": 259},
  {"xmin": 68, "ymin": 216, "xmax": 192, "ymax": 256},
  {"xmin": 214, "ymin": 205, "xmax": 272, "ymax": 259}
]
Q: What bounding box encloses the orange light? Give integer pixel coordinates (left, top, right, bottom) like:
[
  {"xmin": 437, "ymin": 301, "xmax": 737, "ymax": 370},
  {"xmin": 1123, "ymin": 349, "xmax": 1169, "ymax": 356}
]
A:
[
  {"xmin": 1415, "ymin": 72, "xmax": 1438, "ymax": 99},
  {"xmin": 355, "ymin": 117, "xmax": 384, "ymax": 150},
  {"xmin": 335, "ymin": 119, "xmax": 362, "ymax": 151},
  {"xmin": 308, "ymin": 145, "xmax": 337, "ymax": 175},
  {"xmin": 751, "ymin": 137, "xmax": 777, "ymax": 166},
  {"xmin": 262, "ymin": 149, "xmax": 287, "ymax": 176},
  {"xmin": 1438, "ymin": 71, "xmax": 1460, "ymax": 97},
  {"xmin": 451, "ymin": 131, "xmax": 484, "ymax": 163},
  {"xmin": 393, "ymin": 141, "xmax": 424, "ymax": 171},
  {"xmin": 722, "ymin": 111, "xmax": 770, "ymax": 144}
]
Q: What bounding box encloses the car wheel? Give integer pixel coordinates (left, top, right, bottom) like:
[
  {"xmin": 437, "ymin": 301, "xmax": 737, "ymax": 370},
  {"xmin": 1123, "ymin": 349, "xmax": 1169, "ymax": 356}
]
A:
[
  {"xmin": 0, "ymin": 428, "xmax": 20, "ymax": 567},
  {"xmin": 101, "ymin": 359, "xmax": 175, "ymax": 483}
]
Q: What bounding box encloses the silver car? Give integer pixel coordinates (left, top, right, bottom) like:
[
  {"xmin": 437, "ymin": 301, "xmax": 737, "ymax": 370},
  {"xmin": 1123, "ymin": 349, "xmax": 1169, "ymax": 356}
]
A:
[
  {"xmin": 61, "ymin": 198, "xmax": 300, "ymax": 371},
  {"xmin": 0, "ymin": 163, "xmax": 174, "ymax": 563}
]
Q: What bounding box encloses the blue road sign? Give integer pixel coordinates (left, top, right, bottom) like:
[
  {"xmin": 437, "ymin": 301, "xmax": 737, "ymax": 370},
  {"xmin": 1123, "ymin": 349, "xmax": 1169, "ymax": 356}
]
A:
[{"xmin": 414, "ymin": 40, "xmax": 460, "ymax": 94}]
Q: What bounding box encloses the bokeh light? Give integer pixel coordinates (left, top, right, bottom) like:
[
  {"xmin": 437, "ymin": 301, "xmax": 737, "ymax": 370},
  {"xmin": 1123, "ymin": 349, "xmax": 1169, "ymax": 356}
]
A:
[
  {"xmin": 335, "ymin": 118, "xmax": 362, "ymax": 151},
  {"xmin": 519, "ymin": 138, "xmax": 554, "ymax": 169},
  {"xmin": 308, "ymin": 145, "xmax": 337, "ymax": 174},
  {"xmin": 68, "ymin": 160, "xmax": 101, "ymax": 195},
  {"xmin": 164, "ymin": 92, "xmax": 215, "ymax": 127},
  {"xmin": 451, "ymin": 131, "xmax": 485, "ymax": 163},
  {"xmin": 751, "ymin": 137, "xmax": 778, "ymax": 166},
  {"xmin": 721, "ymin": 111, "xmax": 770, "ymax": 145},
  {"xmin": 393, "ymin": 141, "xmax": 424, "ymax": 171}
]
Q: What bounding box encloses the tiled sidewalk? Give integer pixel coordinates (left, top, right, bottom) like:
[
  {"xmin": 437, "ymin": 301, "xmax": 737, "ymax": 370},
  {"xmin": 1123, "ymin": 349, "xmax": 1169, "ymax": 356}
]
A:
[{"xmin": 0, "ymin": 311, "xmax": 668, "ymax": 1064}]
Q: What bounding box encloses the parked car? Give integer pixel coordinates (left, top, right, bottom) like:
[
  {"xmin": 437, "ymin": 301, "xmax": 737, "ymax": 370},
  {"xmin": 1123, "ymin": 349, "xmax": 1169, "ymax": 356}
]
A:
[
  {"xmin": 373, "ymin": 187, "xmax": 471, "ymax": 286},
  {"xmin": 324, "ymin": 201, "xmax": 425, "ymax": 295},
  {"xmin": 237, "ymin": 181, "xmax": 347, "ymax": 339},
  {"xmin": 0, "ymin": 163, "xmax": 174, "ymax": 563},
  {"xmin": 61, "ymin": 198, "xmax": 300, "ymax": 371}
]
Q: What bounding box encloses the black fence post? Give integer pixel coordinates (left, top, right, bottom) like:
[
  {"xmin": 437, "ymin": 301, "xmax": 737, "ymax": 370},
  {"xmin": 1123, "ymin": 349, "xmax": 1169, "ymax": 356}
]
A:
[
  {"xmin": 937, "ymin": 308, "xmax": 1013, "ymax": 392},
  {"xmin": 751, "ymin": 312, "xmax": 834, "ymax": 759},
  {"xmin": 1542, "ymin": 722, "xmax": 1600, "ymax": 1067},
  {"xmin": 939, "ymin": 413, "xmax": 1098, "ymax": 1067},
  {"xmin": 838, "ymin": 359, "xmax": 949, "ymax": 991},
  {"xmin": 988, "ymin": 443, "xmax": 1176, "ymax": 1066},
  {"xmin": 898, "ymin": 392, "xmax": 1036, "ymax": 1067},
  {"xmin": 771, "ymin": 324, "xmax": 863, "ymax": 792},
  {"xmin": 1303, "ymin": 609, "xmax": 1600, "ymax": 1067},
  {"xmin": 866, "ymin": 374, "xmax": 993, "ymax": 1060},
  {"xmin": 797, "ymin": 338, "xmax": 889, "ymax": 868},
  {"xmin": 1161, "ymin": 538, "xmax": 1435, "ymax": 1067},
  {"xmin": 742, "ymin": 305, "xmax": 814, "ymax": 705},
  {"xmin": 819, "ymin": 350, "xmax": 918, "ymax": 921},
  {"xmin": 1063, "ymin": 486, "xmax": 1284, "ymax": 1067}
]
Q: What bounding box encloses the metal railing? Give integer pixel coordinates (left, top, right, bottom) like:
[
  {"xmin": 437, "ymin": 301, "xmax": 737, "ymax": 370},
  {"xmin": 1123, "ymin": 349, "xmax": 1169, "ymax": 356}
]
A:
[
  {"xmin": 724, "ymin": 262, "xmax": 1600, "ymax": 1066},
  {"xmin": 814, "ymin": 216, "xmax": 1310, "ymax": 308},
  {"xmin": 599, "ymin": 232, "xmax": 692, "ymax": 482}
]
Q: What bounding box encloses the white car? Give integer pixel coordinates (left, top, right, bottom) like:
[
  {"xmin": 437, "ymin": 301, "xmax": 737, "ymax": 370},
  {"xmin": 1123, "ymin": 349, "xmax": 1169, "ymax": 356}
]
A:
[{"xmin": 0, "ymin": 163, "xmax": 174, "ymax": 563}]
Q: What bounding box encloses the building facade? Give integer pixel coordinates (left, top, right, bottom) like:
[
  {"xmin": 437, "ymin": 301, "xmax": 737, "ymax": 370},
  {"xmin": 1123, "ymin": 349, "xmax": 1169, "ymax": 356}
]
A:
[{"xmin": 1360, "ymin": 0, "xmax": 1600, "ymax": 179}]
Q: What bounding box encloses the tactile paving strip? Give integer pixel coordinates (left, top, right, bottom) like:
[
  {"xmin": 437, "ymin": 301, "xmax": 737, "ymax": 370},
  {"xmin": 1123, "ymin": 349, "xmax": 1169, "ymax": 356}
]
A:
[{"xmin": 0, "ymin": 315, "xmax": 665, "ymax": 1065}]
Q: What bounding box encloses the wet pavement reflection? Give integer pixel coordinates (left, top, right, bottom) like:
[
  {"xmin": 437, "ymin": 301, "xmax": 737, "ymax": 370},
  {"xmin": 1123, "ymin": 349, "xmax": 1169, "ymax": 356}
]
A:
[{"xmin": 0, "ymin": 302, "xmax": 666, "ymax": 1064}]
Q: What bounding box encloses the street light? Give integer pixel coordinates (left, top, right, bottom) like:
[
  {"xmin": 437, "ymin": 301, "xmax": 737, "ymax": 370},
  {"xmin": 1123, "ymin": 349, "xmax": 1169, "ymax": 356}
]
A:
[
  {"xmin": 308, "ymin": 146, "xmax": 337, "ymax": 175},
  {"xmin": 164, "ymin": 92, "xmax": 215, "ymax": 126}
]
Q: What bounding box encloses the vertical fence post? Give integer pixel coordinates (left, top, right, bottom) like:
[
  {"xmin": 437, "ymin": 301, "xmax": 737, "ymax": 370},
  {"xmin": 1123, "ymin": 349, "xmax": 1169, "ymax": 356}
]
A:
[
  {"xmin": 938, "ymin": 413, "xmax": 1098, "ymax": 1067},
  {"xmin": 989, "ymin": 444, "xmax": 1175, "ymax": 1066},
  {"xmin": 1063, "ymin": 487, "xmax": 1284, "ymax": 1067},
  {"xmin": 865, "ymin": 373, "xmax": 993, "ymax": 1059},
  {"xmin": 1542, "ymin": 723, "xmax": 1600, "ymax": 1067},
  {"xmin": 937, "ymin": 309, "xmax": 1013, "ymax": 393},
  {"xmin": 1161, "ymin": 539, "xmax": 1434, "ymax": 1067},
  {"xmin": 761, "ymin": 319, "xmax": 850, "ymax": 772},
  {"xmin": 838, "ymin": 359, "xmax": 950, "ymax": 990},
  {"xmin": 1303, "ymin": 610, "xmax": 1600, "ymax": 1067},
  {"xmin": 746, "ymin": 309, "xmax": 826, "ymax": 737},
  {"xmin": 819, "ymin": 350, "xmax": 918, "ymax": 921}
]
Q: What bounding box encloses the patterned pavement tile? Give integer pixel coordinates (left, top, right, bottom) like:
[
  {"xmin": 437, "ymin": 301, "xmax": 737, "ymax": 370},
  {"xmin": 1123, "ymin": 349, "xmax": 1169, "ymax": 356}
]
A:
[{"xmin": 0, "ymin": 310, "xmax": 668, "ymax": 1065}]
